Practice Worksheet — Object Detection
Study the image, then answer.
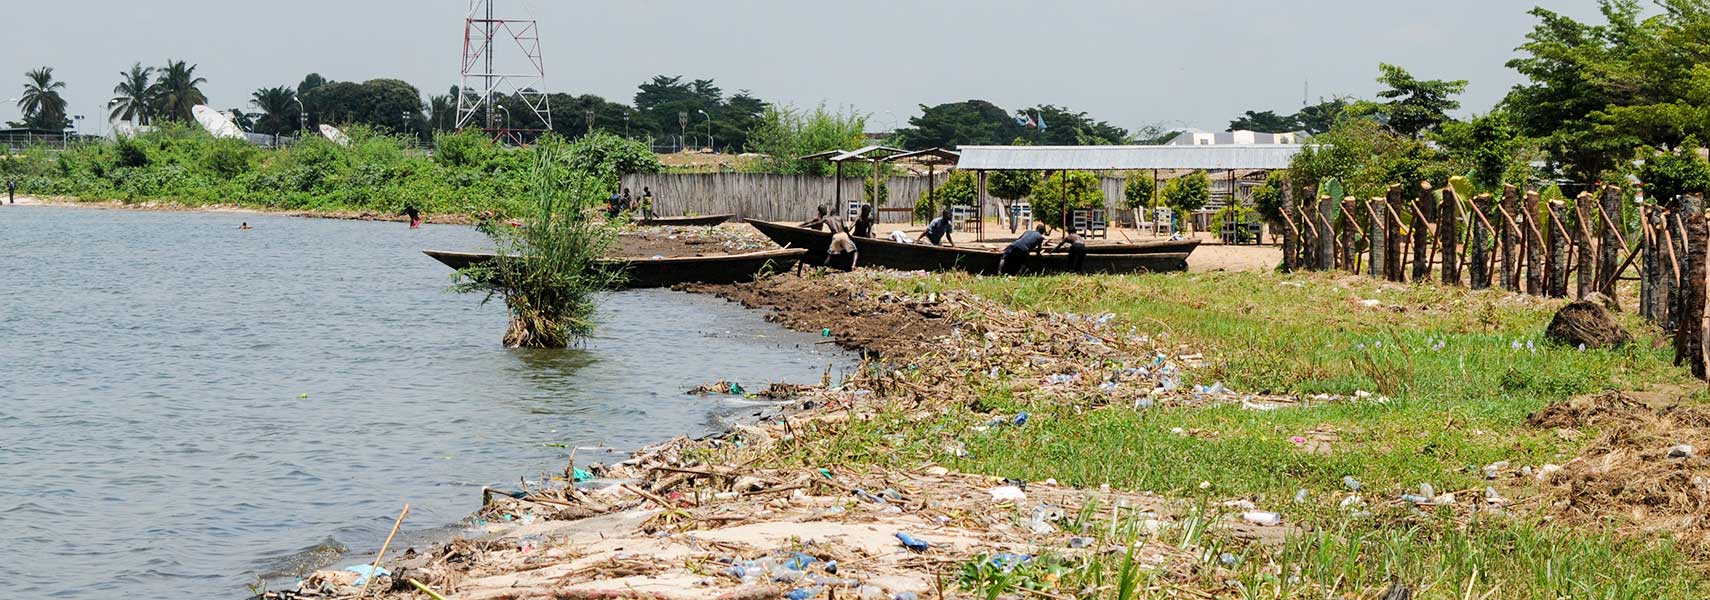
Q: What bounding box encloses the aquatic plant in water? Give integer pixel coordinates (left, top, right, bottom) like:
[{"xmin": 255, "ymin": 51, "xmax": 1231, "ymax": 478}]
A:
[{"xmin": 453, "ymin": 136, "xmax": 624, "ymax": 348}]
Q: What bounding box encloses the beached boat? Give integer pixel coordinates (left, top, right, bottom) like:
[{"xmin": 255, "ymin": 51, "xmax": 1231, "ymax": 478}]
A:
[
  {"xmin": 745, "ymin": 220, "xmax": 1188, "ymax": 275},
  {"xmin": 421, "ymin": 248, "xmax": 808, "ymax": 288},
  {"xmin": 635, "ymin": 214, "xmax": 733, "ymax": 227}
]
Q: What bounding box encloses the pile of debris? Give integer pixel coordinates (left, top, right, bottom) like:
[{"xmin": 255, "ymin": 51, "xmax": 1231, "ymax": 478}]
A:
[{"xmin": 1527, "ymin": 391, "xmax": 1710, "ymax": 550}]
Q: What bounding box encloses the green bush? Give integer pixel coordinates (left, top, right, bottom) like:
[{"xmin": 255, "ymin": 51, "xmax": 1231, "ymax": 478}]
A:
[
  {"xmin": 915, "ymin": 170, "xmax": 977, "ymax": 220},
  {"xmin": 202, "ymin": 138, "xmax": 259, "ymax": 179},
  {"xmin": 1163, "ymin": 171, "xmax": 1211, "ymax": 213},
  {"xmin": 1250, "ymin": 171, "xmax": 1286, "ymax": 221},
  {"xmin": 1030, "ymin": 171, "xmax": 1104, "ymax": 226},
  {"xmin": 1121, "ymin": 173, "xmax": 1155, "ymax": 210},
  {"xmin": 434, "ymin": 129, "xmax": 495, "ymax": 168}
]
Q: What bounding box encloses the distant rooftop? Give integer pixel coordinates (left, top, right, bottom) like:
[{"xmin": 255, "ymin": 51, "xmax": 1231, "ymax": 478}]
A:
[
  {"xmin": 956, "ymin": 144, "xmax": 1302, "ymax": 171},
  {"xmin": 1167, "ymin": 129, "xmax": 1304, "ymax": 146}
]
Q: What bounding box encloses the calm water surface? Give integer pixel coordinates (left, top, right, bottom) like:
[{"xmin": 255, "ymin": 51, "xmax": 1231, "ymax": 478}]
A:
[{"xmin": 0, "ymin": 206, "xmax": 853, "ymax": 598}]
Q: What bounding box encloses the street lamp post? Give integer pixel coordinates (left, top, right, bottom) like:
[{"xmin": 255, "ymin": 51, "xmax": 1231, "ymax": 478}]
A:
[
  {"xmin": 292, "ymin": 97, "xmax": 306, "ymax": 140},
  {"xmin": 698, "ymin": 110, "xmax": 712, "ymax": 151},
  {"xmin": 584, "ymin": 109, "xmax": 595, "ymax": 136},
  {"xmin": 677, "ymin": 111, "xmax": 688, "ymax": 151},
  {"xmin": 105, "ymin": 99, "xmax": 120, "ymax": 138},
  {"xmin": 496, "ymin": 105, "xmax": 511, "ymax": 136},
  {"xmin": 72, "ymin": 115, "xmax": 85, "ymax": 140},
  {"xmin": 623, "ymin": 114, "xmax": 631, "ymax": 139}
]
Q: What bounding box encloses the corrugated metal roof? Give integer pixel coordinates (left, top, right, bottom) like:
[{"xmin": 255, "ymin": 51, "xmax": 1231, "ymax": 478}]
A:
[{"xmin": 956, "ymin": 144, "xmax": 1303, "ymax": 171}]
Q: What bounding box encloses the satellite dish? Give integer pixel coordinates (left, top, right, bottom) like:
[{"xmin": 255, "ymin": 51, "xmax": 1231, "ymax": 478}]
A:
[
  {"xmin": 191, "ymin": 105, "xmax": 245, "ymax": 139},
  {"xmin": 319, "ymin": 124, "xmax": 351, "ymax": 146}
]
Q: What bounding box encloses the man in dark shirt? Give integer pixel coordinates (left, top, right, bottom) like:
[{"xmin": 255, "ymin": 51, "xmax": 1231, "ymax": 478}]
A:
[
  {"xmin": 916, "ymin": 208, "xmax": 956, "ymax": 246},
  {"xmin": 6, "ymin": 179, "xmax": 14, "ymax": 204},
  {"xmin": 999, "ymin": 223, "xmax": 1049, "ymax": 275}
]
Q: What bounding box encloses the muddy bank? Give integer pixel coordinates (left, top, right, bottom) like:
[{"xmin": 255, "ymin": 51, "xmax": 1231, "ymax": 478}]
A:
[{"xmin": 274, "ymin": 271, "xmax": 1297, "ymax": 600}]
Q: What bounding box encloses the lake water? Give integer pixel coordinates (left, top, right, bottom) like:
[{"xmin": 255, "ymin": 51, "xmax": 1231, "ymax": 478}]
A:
[{"xmin": 0, "ymin": 206, "xmax": 853, "ymax": 598}]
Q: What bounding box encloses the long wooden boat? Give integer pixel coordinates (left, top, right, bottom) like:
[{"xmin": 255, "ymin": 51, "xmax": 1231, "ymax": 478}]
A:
[
  {"xmin": 635, "ymin": 214, "xmax": 733, "ymax": 227},
  {"xmin": 422, "ymin": 248, "xmax": 808, "ymax": 288},
  {"xmin": 1080, "ymin": 238, "xmax": 1201, "ymax": 254},
  {"xmin": 745, "ymin": 220, "xmax": 1188, "ymax": 275}
]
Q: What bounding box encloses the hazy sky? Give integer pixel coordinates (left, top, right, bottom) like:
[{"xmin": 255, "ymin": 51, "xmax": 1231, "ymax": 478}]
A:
[{"xmin": 3, "ymin": 0, "xmax": 1613, "ymax": 135}]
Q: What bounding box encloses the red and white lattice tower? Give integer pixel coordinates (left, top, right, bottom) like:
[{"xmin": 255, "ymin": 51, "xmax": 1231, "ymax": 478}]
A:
[{"xmin": 456, "ymin": 0, "xmax": 551, "ymax": 144}]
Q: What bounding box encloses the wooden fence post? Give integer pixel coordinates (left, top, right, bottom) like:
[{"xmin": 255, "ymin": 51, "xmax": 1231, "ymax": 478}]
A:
[
  {"xmin": 1500, "ymin": 185, "xmax": 1520, "ymax": 291},
  {"xmin": 1599, "ymin": 186, "xmax": 1624, "ymax": 298},
  {"xmin": 1674, "ymin": 197, "xmax": 1707, "ymax": 379},
  {"xmin": 1413, "ymin": 182, "xmax": 1434, "ymax": 281},
  {"xmin": 1369, "ymin": 199, "xmax": 1387, "ymax": 278},
  {"xmin": 1574, "ymin": 192, "xmax": 1596, "ymax": 299},
  {"xmin": 1281, "ymin": 183, "xmax": 1299, "ymax": 273},
  {"xmin": 1640, "ymin": 205, "xmax": 1659, "ymax": 321},
  {"xmin": 1470, "ymin": 193, "xmax": 1494, "ymax": 290},
  {"xmin": 1317, "ymin": 196, "xmax": 1336, "ymax": 271},
  {"xmin": 1523, "ymin": 190, "xmax": 1545, "ymax": 295},
  {"xmin": 1341, "ymin": 197, "xmax": 1358, "ymax": 273},
  {"xmin": 1547, "ymin": 200, "xmax": 1571, "ymax": 297},
  {"xmin": 1386, "ymin": 185, "xmax": 1405, "ymax": 282},
  {"xmin": 1440, "ymin": 186, "xmax": 1461, "ymax": 286}
]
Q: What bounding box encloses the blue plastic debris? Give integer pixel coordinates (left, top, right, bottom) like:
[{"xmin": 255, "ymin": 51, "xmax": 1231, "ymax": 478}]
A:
[
  {"xmin": 571, "ymin": 467, "xmax": 592, "ymax": 482},
  {"xmin": 990, "ymin": 552, "xmax": 1032, "ymax": 571},
  {"xmin": 785, "ymin": 586, "xmax": 823, "ymax": 599},
  {"xmin": 344, "ymin": 564, "xmax": 390, "ymax": 587},
  {"xmin": 894, "ymin": 532, "xmax": 930, "ymax": 552},
  {"xmin": 1012, "ymin": 412, "xmax": 1029, "ymax": 427}
]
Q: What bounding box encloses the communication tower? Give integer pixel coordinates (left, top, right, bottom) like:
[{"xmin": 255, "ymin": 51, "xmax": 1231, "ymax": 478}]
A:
[{"xmin": 456, "ymin": 0, "xmax": 551, "ymax": 144}]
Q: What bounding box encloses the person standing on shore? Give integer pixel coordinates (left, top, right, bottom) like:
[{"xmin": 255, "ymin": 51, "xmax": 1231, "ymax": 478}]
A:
[
  {"xmin": 6, "ymin": 179, "xmax": 14, "ymax": 204},
  {"xmin": 403, "ymin": 205, "xmax": 421, "ymax": 229},
  {"xmin": 640, "ymin": 187, "xmax": 656, "ymax": 220}
]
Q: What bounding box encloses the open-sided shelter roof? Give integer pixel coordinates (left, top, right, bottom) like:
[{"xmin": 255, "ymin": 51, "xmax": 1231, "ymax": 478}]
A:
[
  {"xmin": 956, "ymin": 144, "xmax": 1302, "ymax": 171},
  {"xmin": 883, "ymin": 147, "xmax": 961, "ymax": 166}
]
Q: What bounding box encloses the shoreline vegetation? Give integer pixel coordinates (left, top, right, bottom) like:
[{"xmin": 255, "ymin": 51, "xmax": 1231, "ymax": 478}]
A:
[
  {"xmin": 271, "ymin": 269, "xmax": 1709, "ymax": 600},
  {"xmin": 0, "ymin": 126, "xmax": 662, "ymax": 222}
]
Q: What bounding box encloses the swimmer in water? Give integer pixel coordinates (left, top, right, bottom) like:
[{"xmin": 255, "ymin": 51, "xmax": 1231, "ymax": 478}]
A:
[{"xmin": 238, "ymin": 222, "xmax": 253, "ymax": 230}]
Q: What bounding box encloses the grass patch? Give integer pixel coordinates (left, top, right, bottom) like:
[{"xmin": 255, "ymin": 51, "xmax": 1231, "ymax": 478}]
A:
[{"xmin": 774, "ymin": 269, "xmax": 1709, "ymax": 597}]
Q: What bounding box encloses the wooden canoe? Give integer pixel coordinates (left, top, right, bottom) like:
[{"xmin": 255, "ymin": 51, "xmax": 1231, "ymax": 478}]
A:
[
  {"xmin": 745, "ymin": 220, "xmax": 1188, "ymax": 275},
  {"xmin": 422, "ymin": 247, "xmax": 808, "ymax": 288},
  {"xmin": 634, "ymin": 214, "xmax": 733, "ymax": 227}
]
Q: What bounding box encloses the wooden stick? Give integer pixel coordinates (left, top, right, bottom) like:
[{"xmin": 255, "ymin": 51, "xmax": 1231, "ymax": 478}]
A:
[{"xmin": 357, "ymin": 504, "xmax": 410, "ymax": 599}]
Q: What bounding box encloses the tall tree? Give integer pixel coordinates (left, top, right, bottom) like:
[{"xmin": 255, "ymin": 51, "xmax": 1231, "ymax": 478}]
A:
[
  {"xmin": 428, "ymin": 90, "xmax": 457, "ymax": 132},
  {"xmin": 297, "ymin": 73, "xmax": 327, "ymax": 97},
  {"xmin": 109, "ymin": 63, "xmax": 154, "ymax": 125},
  {"xmin": 1359, "ymin": 63, "xmax": 1467, "ymax": 138},
  {"xmin": 150, "ymin": 60, "xmax": 208, "ymax": 123},
  {"xmin": 1294, "ymin": 98, "xmax": 1349, "ymax": 135},
  {"xmin": 896, "ymin": 100, "xmax": 1023, "ymax": 149},
  {"xmin": 1228, "ymin": 110, "xmax": 1301, "ymax": 133},
  {"xmin": 16, "ymin": 66, "xmax": 69, "ymax": 130},
  {"xmin": 1020, "ymin": 105, "xmax": 1129, "ymax": 145},
  {"xmin": 250, "ymin": 86, "xmax": 300, "ymax": 138}
]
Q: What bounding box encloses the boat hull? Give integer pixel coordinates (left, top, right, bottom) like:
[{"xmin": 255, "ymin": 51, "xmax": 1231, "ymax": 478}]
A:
[
  {"xmin": 635, "ymin": 214, "xmax": 733, "ymax": 227},
  {"xmin": 422, "ymin": 248, "xmax": 808, "ymax": 288},
  {"xmin": 745, "ymin": 220, "xmax": 1188, "ymax": 275}
]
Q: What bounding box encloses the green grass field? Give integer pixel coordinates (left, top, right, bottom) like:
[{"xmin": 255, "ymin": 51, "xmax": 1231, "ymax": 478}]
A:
[{"xmin": 770, "ymin": 270, "xmax": 1708, "ymax": 598}]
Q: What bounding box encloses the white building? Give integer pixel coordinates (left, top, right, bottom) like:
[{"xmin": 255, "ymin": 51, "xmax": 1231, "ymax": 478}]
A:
[{"xmin": 1167, "ymin": 128, "xmax": 1303, "ymax": 146}]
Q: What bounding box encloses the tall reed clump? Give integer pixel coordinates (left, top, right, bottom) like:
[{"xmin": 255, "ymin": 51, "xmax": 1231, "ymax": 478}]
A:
[{"xmin": 453, "ymin": 136, "xmax": 625, "ymax": 348}]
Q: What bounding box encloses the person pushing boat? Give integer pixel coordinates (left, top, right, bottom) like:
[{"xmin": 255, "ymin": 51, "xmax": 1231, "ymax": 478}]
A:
[
  {"xmin": 998, "ymin": 223, "xmax": 1049, "ymax": 275},
  {"xmin": 852, "ymin": 205, "xmax": 875, "ymax": 238},
  {"xmin": 799, "ymin": 205, "xmax": 849, "ymax": 235},
  {"xmin": 1053, "ymin": 226, "xmax": 1088, "ymax": 273},
  {"xmin": 916, "ymin": 208, "xmax": 955, "ymax": 246},
  {"xmin": 403, "ymin": 205, "xmax": 421, "ymax": 229},
  {"xmin": 826, "ymin": 230, "xmax": 859, "ymax": 272}
]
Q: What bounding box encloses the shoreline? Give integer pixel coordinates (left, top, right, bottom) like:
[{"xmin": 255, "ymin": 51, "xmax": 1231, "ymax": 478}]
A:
[
  {"xmin": 7, "ymin": 195, "xmax": 478, "ymax": 225},
  {"xmin": 274, "ymin": 271, "xmax": 1298, "ymax": 600}
]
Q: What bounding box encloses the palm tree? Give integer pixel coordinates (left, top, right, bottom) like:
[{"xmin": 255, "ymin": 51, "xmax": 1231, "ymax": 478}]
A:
[
  {"xmin": 149, "ymin": 60, "xmax": 207, "ymax": 123},
  {"xmin": 428, "ymin": 93, "xmax": 456, "ymax": 131},
  {"xmin": 249, "ymin": 86, "xmax": 299, "ymax": 140},
  {"xmin": 110, "ymin": 63, "xmax": 154, "ymax": 125},
  {"xmin": 18, "ymin": 66, "xmax": 68, "ymax": 130}
]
